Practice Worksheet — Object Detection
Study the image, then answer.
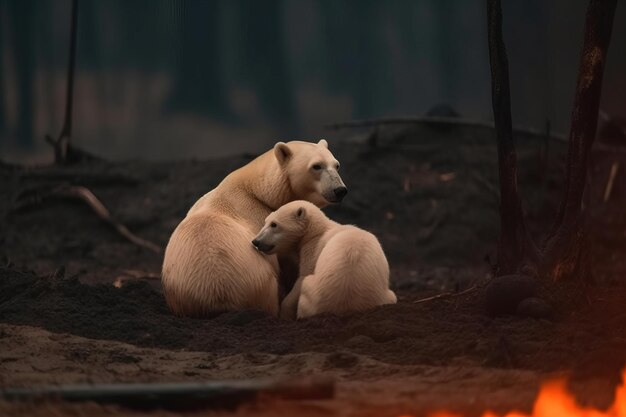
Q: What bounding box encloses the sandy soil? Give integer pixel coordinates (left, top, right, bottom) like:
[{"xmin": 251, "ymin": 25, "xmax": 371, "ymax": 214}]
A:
[{"xmin": 1, "ymin": 124, "xmax": 626, "ymax": 416}]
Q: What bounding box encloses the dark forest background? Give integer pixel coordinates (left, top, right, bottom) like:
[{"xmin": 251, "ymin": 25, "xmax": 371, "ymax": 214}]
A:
[{"xmin": 0, "ymin": 0, "xmax": 625, "ymax": 162}]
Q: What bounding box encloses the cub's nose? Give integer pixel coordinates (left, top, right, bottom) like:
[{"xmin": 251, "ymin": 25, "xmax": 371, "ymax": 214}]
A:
[
  {"xmin": 251, "ymin": 239, "xmax": 260, "ymax": 249},
  {"xmin": 333, "ymin": 186, "xmax": 348, "ymax": 201}
]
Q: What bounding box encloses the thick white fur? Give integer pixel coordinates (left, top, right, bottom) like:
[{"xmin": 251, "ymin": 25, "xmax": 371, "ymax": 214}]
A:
[
  {"xmin": 254, "ymin": 201, "xmax": 397, "ymax": 319},
  {"xmin": 162, "ymin": 140, "xmax": 344, "ymax": 317}
]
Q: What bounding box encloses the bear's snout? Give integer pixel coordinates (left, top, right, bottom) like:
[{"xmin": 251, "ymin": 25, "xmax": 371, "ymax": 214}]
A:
[
  {"xmin": 252, "ymin": 239, "xmax": 274, "ymax": 253},
  {"xmin": 333, "ymin": 186, "xmax": 348, "ymax": 201}
]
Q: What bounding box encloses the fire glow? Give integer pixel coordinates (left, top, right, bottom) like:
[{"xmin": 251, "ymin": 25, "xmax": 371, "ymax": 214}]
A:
[{"xmin": 412, "ymin": 368, "xmax": 626, "ymax": 417}]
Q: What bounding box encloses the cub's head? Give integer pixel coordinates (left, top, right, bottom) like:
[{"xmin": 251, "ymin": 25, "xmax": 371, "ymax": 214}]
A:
[
  {"xmin": 274, "ymin": 139, "xmax": 347, "ymax": 207},
  {"xmin": 252, "ymin": 201, "xmax": 315, "ymax": 255}
]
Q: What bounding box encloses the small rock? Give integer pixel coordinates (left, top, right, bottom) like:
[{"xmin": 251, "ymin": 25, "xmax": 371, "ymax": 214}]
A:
[
  {"xmin": 516, "ymin": 297, "xmax": 553, "ymax": 319},
  {"xmin": 484, "ymin": 274, "xmax": 538, "ymax": 316}
]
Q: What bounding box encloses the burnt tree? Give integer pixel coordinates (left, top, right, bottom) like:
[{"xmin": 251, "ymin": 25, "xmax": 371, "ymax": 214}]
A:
[
  {"xmin": 542, "ymin": 0, "xmax": 618, "ymax": 281},
  {"xmin": 486, "ymin": 0, "xmax": 617, "ymax": 281},
  {"xmin": 46, "ymin": 0, "xmax": 78, "ymax": 164},
  {"xmin": 486, "ymin": 0, "xmax": 538, "ymax": 276}
]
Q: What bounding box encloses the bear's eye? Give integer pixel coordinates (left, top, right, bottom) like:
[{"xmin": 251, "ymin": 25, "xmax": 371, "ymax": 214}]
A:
[
  {"xmin": 312, "ymin": 164, "xmax": 322, "ymax": 171},
  {"xmin": 270, "ymin": 222, "xmax": 277, "ymax": 228},
  {"xmin": 335, "ymin": 163, "xmax": 340, "ymax": 170}
]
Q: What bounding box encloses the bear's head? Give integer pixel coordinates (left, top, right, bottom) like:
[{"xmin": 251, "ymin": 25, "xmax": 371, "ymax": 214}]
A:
[
  {"xmin": 274, "ymin": 139, "xmax": 347, "ymax": 207},
  {"xmin": 252, "ymin": 200, "xmax": 318, "ymax": 255}
]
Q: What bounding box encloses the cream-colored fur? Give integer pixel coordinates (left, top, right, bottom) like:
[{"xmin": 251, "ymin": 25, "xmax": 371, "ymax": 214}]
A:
[
  {"xmin": 253, "ymin": 201, "xmax": 397, "ymax": 319},
  {"xmin": 162, "ymin": 140, "xmax": 346, "ymax": 317}
]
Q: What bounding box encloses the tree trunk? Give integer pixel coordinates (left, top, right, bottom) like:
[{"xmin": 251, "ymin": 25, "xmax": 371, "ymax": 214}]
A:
[
  {"xmin": 9, "ymin": 0, "xmax": 35, "ymax": 147},
  {"xmin": 542, "ymin": 0, "xmax": 617, "ymax": 282},
  {"xmin": 486, "ymin": 0, "xmax": 537, "ymax": 275}
]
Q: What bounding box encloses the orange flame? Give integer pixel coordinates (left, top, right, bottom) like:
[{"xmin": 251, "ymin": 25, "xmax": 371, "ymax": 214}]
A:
[{"xmin": 409, "ymin": 368, "xmax": 626, "ymax": 417}]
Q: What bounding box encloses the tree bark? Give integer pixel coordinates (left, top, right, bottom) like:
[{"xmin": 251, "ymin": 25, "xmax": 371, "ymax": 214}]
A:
[
  {"xmin": 486, "ymin": 0, "xmax": 537, "ymax": 275},
  {"xmin": 543, "ymin": 0, "xmax": 617, "ymax": 281}
]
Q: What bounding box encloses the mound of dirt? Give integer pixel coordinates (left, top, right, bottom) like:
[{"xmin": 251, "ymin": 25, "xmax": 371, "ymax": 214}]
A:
[{"xmin": 1, "ymin": 266, "xmax": 625, "ymax": 383}]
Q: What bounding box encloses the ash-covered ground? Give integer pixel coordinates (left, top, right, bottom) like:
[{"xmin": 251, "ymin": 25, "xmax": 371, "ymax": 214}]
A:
[{"xmin": 1, "ymin": 124, "xmax": 625, "ymax": 416}]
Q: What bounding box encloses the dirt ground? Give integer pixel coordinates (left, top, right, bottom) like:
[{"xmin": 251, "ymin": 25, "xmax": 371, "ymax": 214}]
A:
[{"xmin": 1, "ymin": 124, "xmax": 626, "ymax": 416}]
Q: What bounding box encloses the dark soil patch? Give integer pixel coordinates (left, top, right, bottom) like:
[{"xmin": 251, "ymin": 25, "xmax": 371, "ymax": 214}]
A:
[{"xmin": 1, "ymin": 265, "xmax": 625, "ymax": 382}]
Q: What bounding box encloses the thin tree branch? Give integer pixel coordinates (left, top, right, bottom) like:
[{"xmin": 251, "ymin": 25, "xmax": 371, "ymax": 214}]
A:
[
  {"xmin": 412, "ymin": 284, "xmax": 480, "ymax": 304},
  {"xmin": 486, "ymin": 0, "xmax": 537, "ymax": 275},
  {"xmin": 47, "ymin": 0, "xmax": 78, "ymax": 164}
]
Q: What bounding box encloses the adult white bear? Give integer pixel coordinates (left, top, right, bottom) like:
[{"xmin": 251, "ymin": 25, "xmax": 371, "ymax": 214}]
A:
[
  {"xmin": 162, "ymin": 140, "xmax": 346, "ymax": 317},
  {"xmin": 252, "ymin": 200, "xmax": 397, "ymax": 319}
]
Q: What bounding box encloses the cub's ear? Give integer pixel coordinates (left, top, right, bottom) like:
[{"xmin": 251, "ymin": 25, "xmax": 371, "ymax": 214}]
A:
[
  {"xmin": 274, "ymin": 142, "xmax": 292, "ymax": 165},
  {"xmin": 318, "ymin": 139, "xmax": 328, "ymax": 148},
  {"xmin": 295, "ymin": 206, "xmax": 307, "ymax": 221}
]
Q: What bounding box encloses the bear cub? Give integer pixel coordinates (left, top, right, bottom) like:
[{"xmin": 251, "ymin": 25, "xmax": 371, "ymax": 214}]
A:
[{"xmin": 252, "ymin": 200, "xmax": 397, "ymax": 319}]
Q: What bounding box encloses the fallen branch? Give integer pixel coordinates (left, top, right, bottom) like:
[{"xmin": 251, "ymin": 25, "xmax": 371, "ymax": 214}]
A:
[
  {"xmin": 12, "ymin": 185, "xmax": 162, "ymax": 254},
  {"xmin": 0, "ymin": 377, "xmax": 335, "ymax": 411},
  {"xmin": 326, "ymin": 116, "xmax": 568, "ymax": 142}
]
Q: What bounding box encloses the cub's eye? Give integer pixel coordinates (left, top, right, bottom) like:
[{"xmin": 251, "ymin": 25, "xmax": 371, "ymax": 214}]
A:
[
  {"xmin": 270, "ymin": 222, "xmax": 277, "ymax": 228},
  {"xmin": 335, "ymin": 164, "xmax": 340, "ymax": 170},
  {"xmin": 312, "ymin": 164, "xmax": 322, "ymax": 171}
]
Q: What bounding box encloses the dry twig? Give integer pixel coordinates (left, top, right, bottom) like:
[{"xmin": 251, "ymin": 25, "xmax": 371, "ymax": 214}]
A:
[{"xmin": 412, "ymin": 284, "xmax": 480, "ymax": 304}]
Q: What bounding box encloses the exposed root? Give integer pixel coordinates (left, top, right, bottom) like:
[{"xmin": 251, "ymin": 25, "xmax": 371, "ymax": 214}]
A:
[{"xmin": 45, "ymin": 135, "xmax": 101, "ymax": 165}]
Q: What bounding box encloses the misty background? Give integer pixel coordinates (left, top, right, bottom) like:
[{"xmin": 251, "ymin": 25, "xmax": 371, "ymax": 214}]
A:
[{"xmin": 0, "ymin": 0, "xmax": 625, "ymax": 163}]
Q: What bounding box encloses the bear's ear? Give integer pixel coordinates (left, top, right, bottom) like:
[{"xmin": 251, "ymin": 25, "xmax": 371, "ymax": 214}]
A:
[
  {"xmin": 295, "ymin": 206, "xmax": 307, "ymax": 221},
  {"xmin": 274, "ymin": 142, "xmax": 292, "ymax": 165},
  {"xmin": 318, "ymin": 139, "xmax": 328, "ymax": 148}
]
